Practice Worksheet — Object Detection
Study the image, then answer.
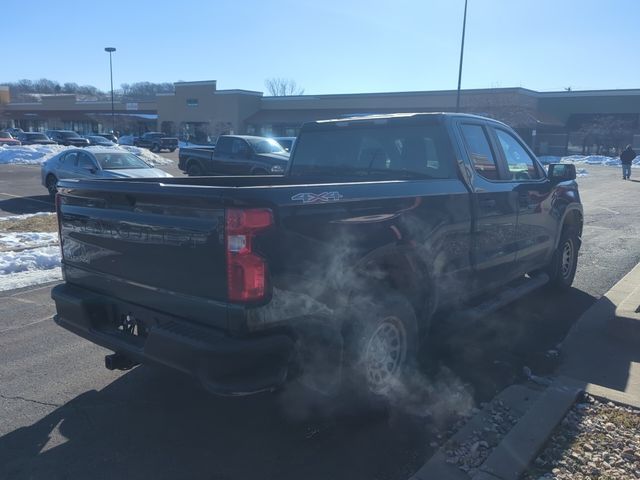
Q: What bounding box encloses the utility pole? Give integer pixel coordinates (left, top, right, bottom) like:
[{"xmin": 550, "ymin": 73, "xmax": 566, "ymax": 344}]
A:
[
  {"xmin": 456, "ymin": 0, "xmax": 468, "ymax": 113},
  {"xmin": 105, "ymin": 47, "xmax": 116, "ymax": 133}
]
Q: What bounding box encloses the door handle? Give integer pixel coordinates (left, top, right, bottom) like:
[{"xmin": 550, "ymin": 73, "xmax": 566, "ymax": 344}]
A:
[{"xmin": 479, "ymin": 199, "xmax": 496, "ymax": 208}]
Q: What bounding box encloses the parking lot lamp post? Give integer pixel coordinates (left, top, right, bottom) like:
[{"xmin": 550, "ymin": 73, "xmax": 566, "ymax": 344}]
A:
[
  {"xmin": 104, "ymin": 47, "xmax": 116, "ymax": 133},
  {"xmin": 456, "ymin": 0, "xmax": 468, "ymax": 113}
]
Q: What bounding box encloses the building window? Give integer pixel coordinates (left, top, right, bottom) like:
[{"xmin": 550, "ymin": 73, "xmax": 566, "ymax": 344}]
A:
[{"xmin": 186, "ymin": 98, "xmax": 199, "ymax": 107}]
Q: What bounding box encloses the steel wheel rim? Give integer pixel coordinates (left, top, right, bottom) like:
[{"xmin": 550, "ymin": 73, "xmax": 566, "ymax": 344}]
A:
[
  {"xmin": 561, "ymin": 239, "xmax": 574, "ymax": 279},
  {"xmin": 364, "ymin": 316, "xmax": 407, "ymax": 394}
]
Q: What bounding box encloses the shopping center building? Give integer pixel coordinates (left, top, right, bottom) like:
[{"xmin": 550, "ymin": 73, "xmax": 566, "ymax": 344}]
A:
[{"xmin": 3, "ymin": 81, "xmax": 640, "ymax": 155}]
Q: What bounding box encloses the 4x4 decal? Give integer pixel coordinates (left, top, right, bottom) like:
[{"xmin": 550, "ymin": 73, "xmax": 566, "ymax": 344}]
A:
[{"xmin": 291, "ymin": 192, "xmax": 343, "ymax": 204}]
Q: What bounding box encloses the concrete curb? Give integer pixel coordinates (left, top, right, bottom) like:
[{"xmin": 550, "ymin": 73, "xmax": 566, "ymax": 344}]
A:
[{"xmin": 471, "ymin": 377, "xmax": 583, "ymax": 480}]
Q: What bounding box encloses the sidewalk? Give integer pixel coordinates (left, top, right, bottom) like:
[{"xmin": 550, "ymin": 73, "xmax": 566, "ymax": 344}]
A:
[{"xmin": 559, "ymin": 261, "xmax": 640, "ymax": 408}]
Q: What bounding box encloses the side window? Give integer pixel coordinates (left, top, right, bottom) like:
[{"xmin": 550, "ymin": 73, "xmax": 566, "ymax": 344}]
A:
[
  {"xmin": 232, "ymin": 139, "xmax": 249, "ymax": 156},
  {"xmin": 62, "ymin": 152, "xmax": 78, "ymax": 165},
  {"xmin": 494, "ymin": 129, "xmax": 542, "ymax": 181},
  {"xmin": 215, "ymin": 137, "xmax": 232, "ymax": 154},
  {"xmin": 77, "ymin": 152, "xmax": 95, "ymax": 169},
  {"xmin": 460, "ymin": 124, "xmax": 500, "ymax": 180}
]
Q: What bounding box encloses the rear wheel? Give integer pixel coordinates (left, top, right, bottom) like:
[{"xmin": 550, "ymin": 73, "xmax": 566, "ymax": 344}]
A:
[
  {"xmin": 169, "ymin": 148, "xmax": 176, "ymax": 153},
  {"xmin": 343, "ymin": 293, "xmax": 418, "ymax": 397},
  {"xmin": 187, "ymin": 162, "xmax": 203, "ymax": 176},
  {"xmin": 546, "ymin": 228, "xmax": 579, "ymax": 289},
  {"xmin": 46, "ymin": 174, "xmax": 58, "ymax": 199}
]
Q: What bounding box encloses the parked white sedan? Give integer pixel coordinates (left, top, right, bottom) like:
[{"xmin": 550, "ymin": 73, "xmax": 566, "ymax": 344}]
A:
[{"xmin": 41, "ymin": 148, "xmax": 172, "ymax": 198}]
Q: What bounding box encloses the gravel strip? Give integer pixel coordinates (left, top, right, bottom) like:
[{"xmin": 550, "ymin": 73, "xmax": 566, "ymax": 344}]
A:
[
  {"xmin": 443, "ymin": 399, "xmax": 520, "ymax": 476},
  {"xmin": 522, "ymin": 393, "xmax": 640, "ymax": 479}
]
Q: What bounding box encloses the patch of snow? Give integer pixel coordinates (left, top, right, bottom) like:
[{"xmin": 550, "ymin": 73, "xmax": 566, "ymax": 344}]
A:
[
  {"xmin": 576, "ymin": 168, "xmax": 589, "ymax": 177},
  {"xmin": 118, "ymin": 145, "xmax": 173, "ymax": 165},
  {"xmin": 0, "ymin": 245, "xmax": 60, "ymax": 275},
  {"xmin": 118, "ymin": 135, "xmax": 135, "ymax": 145},
  {"xmin": 0, "ymin": 145, "xmax": 68, "ymax": 165},
  {"xmin": 0, "ymin": 144, "xmax": 172, "ymax": 166},
  {"xmin": 0, "ymin": 268, "xmax": 62, "ymax": 292},
  {"xmin": 0, "ymin": 212, "xmax": 55, "ymax": 221},
  {"xmin": 0, "ymin": 232, "xmax": 59, "ymax": 250}
]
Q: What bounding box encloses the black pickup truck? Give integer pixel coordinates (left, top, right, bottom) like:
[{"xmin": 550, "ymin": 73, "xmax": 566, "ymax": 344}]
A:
[
  {"xmin": 134, "ymin": 132, "xmax": 178, "ymax": 153},
  {"xmin": 51, "ymin": 113, "xmax": 583, "ymax": 398},
  {"xmin": 178, "ymin": 135, "xmax": 289, "ymax": 176}
]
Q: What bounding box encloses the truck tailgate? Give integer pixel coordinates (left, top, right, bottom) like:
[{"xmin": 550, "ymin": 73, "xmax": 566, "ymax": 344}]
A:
[{"xmin": 57, "ymin": 179, "xmax": 229, "ymax": 328}]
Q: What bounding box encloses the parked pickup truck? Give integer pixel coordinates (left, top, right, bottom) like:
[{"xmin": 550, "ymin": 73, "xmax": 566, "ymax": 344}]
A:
[
  {"xmin": 52, "ymin": 113, "xmax": 583, "ymax": 399},
  {"xmin": 134, "ymin": 132, "xmax": 178, "ymax": 153},
  {"xmin": 178, "ymin": 135, "xmax": 289, "ymax": 176}
]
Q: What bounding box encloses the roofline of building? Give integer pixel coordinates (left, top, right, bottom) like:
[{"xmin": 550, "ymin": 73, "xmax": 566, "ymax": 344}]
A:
[
  {"xmin": 215, "ymin": 89, "xmax": 263, "ymax": 96},
  {"xmin": 262, "ymin": 86, "xmax": 541, "ymax": 101},
  {"xmin": 173, "ymin": 80, "xmax": 217, "ymax": 86}
]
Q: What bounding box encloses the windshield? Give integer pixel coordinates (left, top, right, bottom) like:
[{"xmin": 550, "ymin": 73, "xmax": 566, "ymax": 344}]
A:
[
  {"xmin": 248, "ymin": 137, "xmax": 286, "ymax": 154},
  {"xmin": 94, "ymin": 152, "xmax": 151, "ymax": 169}
]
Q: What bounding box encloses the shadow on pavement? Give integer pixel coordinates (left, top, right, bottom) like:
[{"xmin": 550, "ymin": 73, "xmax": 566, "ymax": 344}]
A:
[
  {"xmin": 0, "ymin": 195, "xmax": 54, "ymax": 215},
  {"xmin": 426, "ymin": 287, "xmax": 597, "ymax": 402},
  {"xmin": 0, "ymin": 366, "xmax": 433, "ymax": 480}
]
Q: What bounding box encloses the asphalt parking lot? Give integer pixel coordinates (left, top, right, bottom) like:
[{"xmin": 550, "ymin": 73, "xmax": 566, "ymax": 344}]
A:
[{"xmin": 1, "ymin": 163, "xmax": 639, "ymax": 480}]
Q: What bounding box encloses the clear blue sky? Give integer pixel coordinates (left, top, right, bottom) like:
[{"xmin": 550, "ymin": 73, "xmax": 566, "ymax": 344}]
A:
[{"xmin": 2, "ymin": 0, "xmax": 638, "ymax": 94}]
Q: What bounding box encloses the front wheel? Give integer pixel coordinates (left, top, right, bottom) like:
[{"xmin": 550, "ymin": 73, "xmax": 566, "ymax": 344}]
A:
[
  {"xmin": 46, "ymin": 174, "xmax": 58, "ymax": 199},
  {"xmin": 546, "ymin": 229, "xmax": 579, "ymax": 289},
  {"xmin": 169, "ymin": 148, "xmax": 176, "ymax": 153},
  {"xmin": 151, "ymin": 144, "xmax": 160, "ymax": 153}
]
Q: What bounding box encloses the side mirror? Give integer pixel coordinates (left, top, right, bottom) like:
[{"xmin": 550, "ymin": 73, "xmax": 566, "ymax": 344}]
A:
[{"xmin": 548, "ymin": 163, "xmax": 576, "ymax": 182}]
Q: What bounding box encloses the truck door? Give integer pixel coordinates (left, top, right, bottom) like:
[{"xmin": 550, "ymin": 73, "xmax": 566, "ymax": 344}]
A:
[
  {"xmin": 490, "ymin": 126, "xmax": 554, "ymax": 273},
  {"xmin": 457, "ymin": 122, "xmax": 520, "ymax": 290}
]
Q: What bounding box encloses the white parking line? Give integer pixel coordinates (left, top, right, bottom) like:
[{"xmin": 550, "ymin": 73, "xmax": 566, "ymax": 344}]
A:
[{"xmin": 0, "ymin": 192, "xmax": 52, "ymax": 206}]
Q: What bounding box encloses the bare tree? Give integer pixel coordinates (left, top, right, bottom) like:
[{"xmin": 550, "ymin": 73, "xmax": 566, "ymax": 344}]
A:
[{"xmin": 264, "ymin": 78, "xmax": 304, "ymax": 96}]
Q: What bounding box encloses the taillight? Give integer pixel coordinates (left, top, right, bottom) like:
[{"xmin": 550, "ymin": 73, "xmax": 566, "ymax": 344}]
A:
[{"xmin": 226, "ymin": 208, "xmax": 273, "ymax": 302}]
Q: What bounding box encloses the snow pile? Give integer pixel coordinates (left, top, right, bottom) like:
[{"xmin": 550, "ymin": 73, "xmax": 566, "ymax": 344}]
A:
[
  {"xmin": 118, "ymin": 135, "xmax": 134, "ymax": 145},
  {"xmin": 0, "ymin": 232, "xmax": 59, "ymax": 250},
  {"xmin": 0, "ymin": 212, "xmax": 55, "ymax": 222},
  {"xmin": 118, "ymin": 145, "xmax": 173, "ymax": 165},
  {"xmin": 539, "ymin": 154, "xmax": 640, "ymax": 167},
  {"xmin": 0, "ymin": 144, "xmax": 172, "ymax": 166},
  {"xmin": 576, "ymin": 168, "xmax": 589, "ymax": 177},
  {"xmin": 0, "ymin": 144, "xmax": 68, "ymax": 165},
  {"xmin": 0, "ymin": 246, "xmax": 60, "ymax": 275},
  {"xmin": 0, "ymin": 211, "xmax": 62, "ymax": 291}
]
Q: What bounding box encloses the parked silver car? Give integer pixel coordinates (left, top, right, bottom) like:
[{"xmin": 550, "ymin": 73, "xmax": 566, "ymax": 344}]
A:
[{"xmin": 41, "ymin": 148, "xmax": 172, "ymax": 198}]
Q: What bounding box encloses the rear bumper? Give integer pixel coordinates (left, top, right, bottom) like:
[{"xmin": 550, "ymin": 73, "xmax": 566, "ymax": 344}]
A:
[{"xmin": 52, "ymin": 283, "xmax": 295, "ymax": 396}]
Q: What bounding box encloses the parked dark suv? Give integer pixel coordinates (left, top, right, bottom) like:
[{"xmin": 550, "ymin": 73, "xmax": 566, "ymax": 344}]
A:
[{"xmin": 46, "ymin": 130, "xmax": 90, "ymax": 147}]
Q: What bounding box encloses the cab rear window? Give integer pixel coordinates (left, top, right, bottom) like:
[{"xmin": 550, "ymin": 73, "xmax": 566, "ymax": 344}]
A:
[{"xmin": 291, "ymin": 123, "xmax": 455, "ymax": 180}]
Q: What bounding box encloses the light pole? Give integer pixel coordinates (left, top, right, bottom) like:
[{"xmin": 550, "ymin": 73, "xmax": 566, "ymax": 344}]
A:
[
  {"xmin": 104, "ymin": 47, "xmax": 116, "ymax": 133},
  {"xmin": 455, "ymin": 0, "xmax": 468, "ymax": 113}
]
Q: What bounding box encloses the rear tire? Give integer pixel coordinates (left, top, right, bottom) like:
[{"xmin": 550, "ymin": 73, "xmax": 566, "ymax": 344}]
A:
[
  {"xmin": 546, "ymin": 228, "xmax": 579, "ymax": 289},
  {"xmin": 169, "ymin": 148, "xmax": 176, "ymax": 153},
  {"xmin": 46, "ymin": 174, "xmax": 58, "ymax": 199},
  {"xmin": 343, "ymin": 293, "xmax": 418, "ymax": 397},
  {"xmin": 187, "ymin": 162, "xmax": 203, "ymax": 176}
]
